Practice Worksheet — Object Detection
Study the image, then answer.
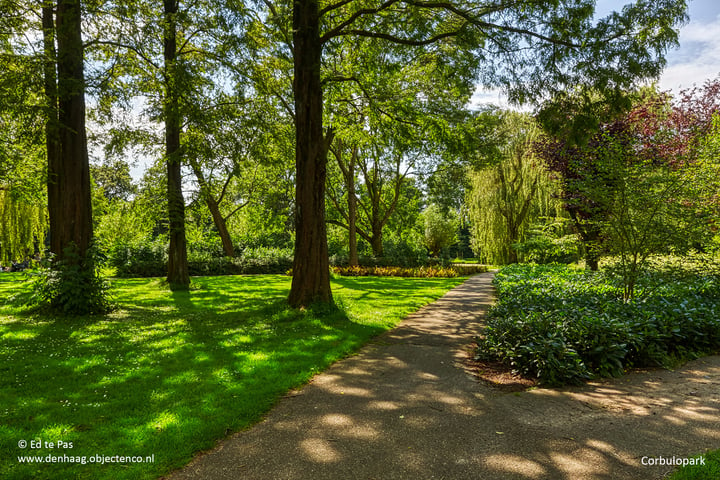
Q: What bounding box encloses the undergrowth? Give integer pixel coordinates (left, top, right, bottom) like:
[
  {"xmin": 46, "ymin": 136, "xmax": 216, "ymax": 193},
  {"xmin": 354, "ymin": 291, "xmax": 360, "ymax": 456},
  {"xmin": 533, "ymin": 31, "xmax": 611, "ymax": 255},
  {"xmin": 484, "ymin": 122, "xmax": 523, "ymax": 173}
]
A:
[{"xmin": 477, "ymin": 262, "xmax": 720, "ymax": 386}]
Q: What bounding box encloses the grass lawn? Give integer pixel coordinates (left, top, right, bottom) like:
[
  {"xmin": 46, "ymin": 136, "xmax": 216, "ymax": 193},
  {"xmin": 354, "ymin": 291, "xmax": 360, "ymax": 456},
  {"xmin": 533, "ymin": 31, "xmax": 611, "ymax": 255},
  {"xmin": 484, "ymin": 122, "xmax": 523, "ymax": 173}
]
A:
[
  {"xmin": 668, "ymin": 450, "xmax": 720, "ymax": 480},
  {"xmin": 0, "ymin": 273, "xmax": 464, "ymax": 479},
  {"xmin": 450, "ymin": 258, "xmax": 481, "ymax": 264}
]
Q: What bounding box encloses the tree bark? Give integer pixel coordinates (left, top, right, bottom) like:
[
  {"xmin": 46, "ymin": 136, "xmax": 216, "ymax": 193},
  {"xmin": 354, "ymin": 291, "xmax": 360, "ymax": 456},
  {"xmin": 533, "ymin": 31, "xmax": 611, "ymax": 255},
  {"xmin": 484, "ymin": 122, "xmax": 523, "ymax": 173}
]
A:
[
  {"xmin": 189, "ymin": 161, "xmax": 235, "ymax": 257},
  {"xmin": 164, "ymin": 0, "xmax": 190, "ymax": 289},
  {"xmin": 53, "ymin": 0, "xmax": 93, "ymax": 257},
  {"xmin": 208, "ymin": 198, "xmax": 235, "ymax": 257},
  {"xmin": 347, "ymin": 146, "xmax": 358, "ymax": 266},
  {"xmin": 42, "ymin": 2, "xmax": 61, "ymax": 255},
  {"xmin": 288, "ymin": 0, "xmax": 333, "ymax": 308},
  {"xmin": 568, "ymin": 209, "xmax": 601, "ymax": 271}
]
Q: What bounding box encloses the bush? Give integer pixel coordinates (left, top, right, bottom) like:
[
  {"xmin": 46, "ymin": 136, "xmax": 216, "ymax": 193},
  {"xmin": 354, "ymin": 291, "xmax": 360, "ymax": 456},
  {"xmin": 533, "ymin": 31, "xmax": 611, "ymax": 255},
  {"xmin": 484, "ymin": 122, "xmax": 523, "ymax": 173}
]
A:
[
  {"xmin": 30, "ymin": 244, "xmax": 113, "ymax": 315},
  {"xmin": 478, "ymin": 263, "xmax": 720, "ymax": 386},
  {"xmin": 513, "ymin": 233, "xmax": 580, "ymax": 264},
  {"xmin": 236, "ymin": 247, "xmax": 293, "ymax": 274},
  {"xmin": 109, "ymin": 240, "xmax": 294, "ymax": 277},
  {"xmin": 109, "ymin": 237, "xmax": 167, "ymax": 277},
  {"xmin": 332, "ymin": 264, "xmax": 488, "ymax": 277}
]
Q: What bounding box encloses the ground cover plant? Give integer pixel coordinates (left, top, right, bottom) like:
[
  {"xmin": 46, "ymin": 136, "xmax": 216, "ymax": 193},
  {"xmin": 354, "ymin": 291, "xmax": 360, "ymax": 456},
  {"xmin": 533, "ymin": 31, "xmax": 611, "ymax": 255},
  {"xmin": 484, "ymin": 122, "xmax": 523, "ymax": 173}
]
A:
[
  {"xmin": 669, "ymin": 449, "xmax": 720, "ymax": 480},
  {"xmin": 331, "ymin": 264, "xmax": 488, "ymax": 277},
  {"xmin": 477, "ymin": 261, "xmax": 720, "ymax": 386},
  {"xmin": 0, "ymin": 273, "xmax": 464, "ymax": 479}
]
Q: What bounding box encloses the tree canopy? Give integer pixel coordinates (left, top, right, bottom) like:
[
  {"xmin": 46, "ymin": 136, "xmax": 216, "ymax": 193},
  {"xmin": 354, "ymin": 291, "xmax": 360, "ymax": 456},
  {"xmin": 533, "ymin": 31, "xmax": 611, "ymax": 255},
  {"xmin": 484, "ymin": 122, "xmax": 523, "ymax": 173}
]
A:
[{"xmin": 0, "ymin": 0, "xmax": 698, "ymax": 311}]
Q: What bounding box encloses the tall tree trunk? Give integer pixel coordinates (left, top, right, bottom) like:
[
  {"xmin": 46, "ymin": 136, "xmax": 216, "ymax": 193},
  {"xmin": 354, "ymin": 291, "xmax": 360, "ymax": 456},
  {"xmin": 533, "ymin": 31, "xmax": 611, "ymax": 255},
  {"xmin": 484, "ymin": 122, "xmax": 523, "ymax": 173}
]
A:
[
  {"xmin": 53, "ymin": 0, "xmax": 93, "ymax": 257},
  {"xmin": 189, "ymin": 162, "xmax": 235, "ymax": 257},
  {"xmin": 42, "ymin": 2, "xmax": 61, "ymax": 254},
  {"xmin": 347, "ymin": 146, "xmax": 358, "ymax": 266},
  {"xmin": 289, "ymin": 0, "xmax": 332, "ymax": 308},
  {"xmin": 569, "ymin": 210, "xmax": 601, "ymax": 271},
  {"xmin": 164, "ymin": 0, "xmax": 190, "ymax": 289},
  {"xmin": 207, "ymin": 196, "xmax": 235, "ymax": 257},
  {"xmin": 369, "ymin": 190, "xmax": 384, "ymax": 257},
  {"xmin": 370, "ymin": 224, "xmax": 384, "ymax": 257}
]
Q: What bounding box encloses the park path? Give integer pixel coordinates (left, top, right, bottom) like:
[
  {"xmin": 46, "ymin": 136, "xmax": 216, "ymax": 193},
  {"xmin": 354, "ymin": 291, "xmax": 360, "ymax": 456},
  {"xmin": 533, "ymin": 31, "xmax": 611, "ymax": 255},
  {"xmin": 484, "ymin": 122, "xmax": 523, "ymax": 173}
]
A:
[{"xmin": 165, "ymin": 273, "xmax": 720, "ymax": 480}]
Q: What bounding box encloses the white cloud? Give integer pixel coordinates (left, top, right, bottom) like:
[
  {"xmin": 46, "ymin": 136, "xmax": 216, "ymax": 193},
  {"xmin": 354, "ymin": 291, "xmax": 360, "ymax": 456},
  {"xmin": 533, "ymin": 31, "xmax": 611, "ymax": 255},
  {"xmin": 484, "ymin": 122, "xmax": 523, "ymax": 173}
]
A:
[{"xmin": 659, "ymin": 18, "xmax": 720, "ymax": 91}]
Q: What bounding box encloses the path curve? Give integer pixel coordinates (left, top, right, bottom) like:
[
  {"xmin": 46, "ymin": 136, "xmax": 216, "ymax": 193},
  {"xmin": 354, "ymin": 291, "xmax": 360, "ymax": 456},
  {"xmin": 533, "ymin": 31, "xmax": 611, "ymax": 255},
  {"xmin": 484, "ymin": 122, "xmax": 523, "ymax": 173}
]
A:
[{"xmin": 165, "ymin": 273, "xmax": 720, "ymax": 480}]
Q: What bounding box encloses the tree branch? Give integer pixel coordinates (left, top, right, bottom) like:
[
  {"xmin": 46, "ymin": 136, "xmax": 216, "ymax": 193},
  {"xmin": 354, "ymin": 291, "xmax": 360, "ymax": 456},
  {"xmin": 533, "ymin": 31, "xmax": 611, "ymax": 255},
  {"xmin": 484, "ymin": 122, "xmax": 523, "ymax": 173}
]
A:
[
  {"xmin": 320, "ymin": 0, "xmax": 405, "ymax": 44},
  {"xmin": 323, "ymin": 29, "xmax": 457, "ymax": 46},
  {"xmin": 84, "ymin": 40, "xmax": 161, "ymax": 71}
]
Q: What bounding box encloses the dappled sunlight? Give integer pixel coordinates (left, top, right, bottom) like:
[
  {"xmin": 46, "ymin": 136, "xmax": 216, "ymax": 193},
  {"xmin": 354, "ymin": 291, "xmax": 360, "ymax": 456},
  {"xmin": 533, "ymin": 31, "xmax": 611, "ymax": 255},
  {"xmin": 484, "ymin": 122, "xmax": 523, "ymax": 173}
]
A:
[
  {"xmin": 319, "ymin": 413, "xmax": 354, "ymax": 427},
  {"xmin": 149, "ymin": 411, "xmax": 180, "ymax": 432},
  {"xmin": 483, "ymin": 454, "xmax": 548, "ymax": 477},
  {"xmin": 584, "ymin": 439, "xmax": 617, "ymax": 454},
  {"xmin": 550, "ymin": 451, "xmax": 614, "ymax": 477},
  {"xmin": 2, "ymin": 272, "xmax": 466, "ymax": 479},
  {"xmin": 367, "ymin": 400, "xmax": 402, "ymax": 411},
  {"xmin": 300, "ymin": 438, "xmax": 343, "ymax": 463},
  {"xmin": 670, "ymin": 404, "xmax": 720, "ymax": 422},
  {"xmin": 692, "ymin": 427, "xmax": 720, "ymax": 440},
  {"xmin": 663, "ymin": 415, "xmax": 688, "ymax": 426}
]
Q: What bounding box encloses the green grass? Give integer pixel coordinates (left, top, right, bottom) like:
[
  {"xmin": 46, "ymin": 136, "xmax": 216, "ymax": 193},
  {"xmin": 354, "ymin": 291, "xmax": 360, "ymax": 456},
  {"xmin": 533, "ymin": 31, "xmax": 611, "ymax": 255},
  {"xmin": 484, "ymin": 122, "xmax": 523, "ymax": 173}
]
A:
[
  {"xmin": 451, "ymin": 258, "xmax": 481, "ymax": 264},
  {"xmin": 0, "ymin": 273, "xmax": 464, "ymax": 479},
  {"xmin": 668, "ymin": 450, "xmax": 720, "ymax": 480}
]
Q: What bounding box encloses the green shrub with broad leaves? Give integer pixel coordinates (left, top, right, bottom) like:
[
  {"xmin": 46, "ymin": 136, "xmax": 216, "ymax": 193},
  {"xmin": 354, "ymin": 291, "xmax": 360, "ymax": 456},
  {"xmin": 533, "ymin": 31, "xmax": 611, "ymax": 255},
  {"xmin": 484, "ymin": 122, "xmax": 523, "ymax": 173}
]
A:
[
  {"xmin": 29, "ymin": 244, "xmax": 113, "ymax": 315},
  {"xmin": 477, "ymin": 262, "xmax": 720, "ymax": 386}
]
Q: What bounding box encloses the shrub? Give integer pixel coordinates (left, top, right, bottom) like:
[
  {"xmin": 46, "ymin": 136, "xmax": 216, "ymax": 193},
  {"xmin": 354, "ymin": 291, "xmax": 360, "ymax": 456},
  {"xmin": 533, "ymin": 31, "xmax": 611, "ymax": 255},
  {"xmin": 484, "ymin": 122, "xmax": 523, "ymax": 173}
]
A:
[
  {"xmin": 478, "ymin": 263, "xmax": 720, "ymax": 386},
  {"xmin": 30, "ymin": 244, "xmax": 113, "ymax": 315},
  {"xmin": 109, "ymin": 241, "xmax": 294, "ymax": 277},
  {"xmin": 109, "ymin": 237, "xmax": 167, "ymax": 277},
  {"xmin": 513, "ymin": 233, "xmax": 580, "ymax": 264},
  {"xmin": 331, "ymin": 265, "xmax": 488, "ymax": 277}
]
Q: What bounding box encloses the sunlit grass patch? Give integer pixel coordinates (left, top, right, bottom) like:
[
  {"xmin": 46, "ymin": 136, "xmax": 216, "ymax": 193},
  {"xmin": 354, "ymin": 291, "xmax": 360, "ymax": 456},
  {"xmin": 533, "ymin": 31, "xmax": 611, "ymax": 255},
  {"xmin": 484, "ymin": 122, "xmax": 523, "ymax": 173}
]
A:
[
  {"xmin": 1, "ymin": 273, "xmax": 463, "ymax": 479},
  {"xmin": 668, "ymin": 450, "xmax": 720, "ymax": 480}
]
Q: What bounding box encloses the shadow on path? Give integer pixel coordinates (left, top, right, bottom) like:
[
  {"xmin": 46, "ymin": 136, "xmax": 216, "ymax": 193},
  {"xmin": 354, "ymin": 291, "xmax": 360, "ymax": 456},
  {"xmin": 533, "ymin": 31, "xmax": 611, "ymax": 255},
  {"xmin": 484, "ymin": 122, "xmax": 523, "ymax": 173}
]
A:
[{"xmin": 165, "ymin": 273, "xmax": 720, "ymax": 480}]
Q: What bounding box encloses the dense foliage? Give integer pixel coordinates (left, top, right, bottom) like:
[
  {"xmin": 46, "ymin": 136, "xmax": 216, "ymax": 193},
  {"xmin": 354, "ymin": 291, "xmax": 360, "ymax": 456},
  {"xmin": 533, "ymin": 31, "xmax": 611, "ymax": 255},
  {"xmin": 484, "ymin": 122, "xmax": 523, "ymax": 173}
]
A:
[
  {"xmin": 535, "ymin": 82, "xmax": 720, "ymax": 277},
  {"xmin": 478, "ymin": 262, "xmax": 720, "ymax": 386},
  {"xmin": 467, "ymin": 112, "xmax": 562, "ymax": 264},
  {"xmin": 20, "ymin": 244, "xmax": 113, "ymax": 315}
]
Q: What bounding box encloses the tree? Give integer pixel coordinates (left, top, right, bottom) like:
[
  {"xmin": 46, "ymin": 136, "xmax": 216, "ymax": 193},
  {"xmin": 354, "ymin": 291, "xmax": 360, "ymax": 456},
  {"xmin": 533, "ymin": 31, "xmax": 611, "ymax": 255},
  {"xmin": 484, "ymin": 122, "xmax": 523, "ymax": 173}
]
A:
[
  {"xmin": 0, "ymin": 16, "xmax": 48, "ymax": 265},
  {"xmin": 323, "ymin": 26, "xmax": 479, "ymax": 263},
  {"xmin": 160, "ymin": 0, "xmax": 191, "ymax": 289},
  {"xmin": 537, "ymin": 82, "xmax": 720, "ymax": 297},
  {"xmin": 0, "ymin": 190, "xmax": 47, "ymax": 265},
  {"xmin": 534, "ymin": 124, "xmax": 614, "ymax": 270},
  {"xmin": 2, "ymin": 0, "xmax": 113, "ymax": 314},
  {"xmin": 422, "ymin": 204, "xmax": 459, "ymax": 257},
  {"xmin": 286, "ymin": 0, "xmax": 687, "ymax": 307},
  {"xmin": 88, "ymin": 0, "xmax": 246, "ymax": 289},
  {"xmin": 90, "ymin": 159, "xmax": 136, "ymax": 202},
  {"xmin": 424, "ymin": 108, "xmax": 505, "ymax": 214},
  {"xmin": 184, "ymin": 97, "xmax": 290, "ymax": 258},
  {"xmin": 603, "ymin": 84, "xmax": 720, "ymax": 298},
  {"xmin": 327, "ymin": 135, "xmax": 416, "ymax": 258},
  {"xmin": 468, "ymin": 112, "xmax": 556, "ymax": 264}
]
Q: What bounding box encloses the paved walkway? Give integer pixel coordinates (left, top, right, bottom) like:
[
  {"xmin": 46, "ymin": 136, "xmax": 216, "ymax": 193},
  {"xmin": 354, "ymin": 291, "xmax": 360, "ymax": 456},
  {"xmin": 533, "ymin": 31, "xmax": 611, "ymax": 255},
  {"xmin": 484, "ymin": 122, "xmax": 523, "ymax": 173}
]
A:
[{"xmin": 166, "ymin": 273, "xmax": 720, "ymax": 480}]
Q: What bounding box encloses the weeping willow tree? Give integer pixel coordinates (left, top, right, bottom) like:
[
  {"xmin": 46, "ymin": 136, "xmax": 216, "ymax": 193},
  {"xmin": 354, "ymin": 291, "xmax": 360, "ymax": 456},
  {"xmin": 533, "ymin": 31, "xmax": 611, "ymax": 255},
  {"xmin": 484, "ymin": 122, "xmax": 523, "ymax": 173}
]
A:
[
  {"xmin": 468, "ymin": 113, "xmax": 559, "ymax": 264},
  {"xmin": 0, "ymin": 190, "xmax": 47, "ymax": 265}
]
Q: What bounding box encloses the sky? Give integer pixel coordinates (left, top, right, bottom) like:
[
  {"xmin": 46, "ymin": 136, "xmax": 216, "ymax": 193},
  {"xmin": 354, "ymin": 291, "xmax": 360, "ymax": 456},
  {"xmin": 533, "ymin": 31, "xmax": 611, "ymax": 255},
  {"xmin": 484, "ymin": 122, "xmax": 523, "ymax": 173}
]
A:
[{"xmin": 470, "ymin": 0, "xmax": 720, "ymax": 107}]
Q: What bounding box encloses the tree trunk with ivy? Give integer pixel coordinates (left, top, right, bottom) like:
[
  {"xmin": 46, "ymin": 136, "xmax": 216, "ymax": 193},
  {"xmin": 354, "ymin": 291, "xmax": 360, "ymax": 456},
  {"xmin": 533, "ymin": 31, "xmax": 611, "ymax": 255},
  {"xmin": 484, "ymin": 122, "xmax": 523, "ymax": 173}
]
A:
[
  {"xmin": 163, "ymin": 0, "xmax": 190, "ymax": 289},
  {"xmin": 52, "ymin": 0, "xmax": 93, "ymax": 258},
  {"xmin": 288, "ymin": 0, "xmax": 333, "ymax": 308}
]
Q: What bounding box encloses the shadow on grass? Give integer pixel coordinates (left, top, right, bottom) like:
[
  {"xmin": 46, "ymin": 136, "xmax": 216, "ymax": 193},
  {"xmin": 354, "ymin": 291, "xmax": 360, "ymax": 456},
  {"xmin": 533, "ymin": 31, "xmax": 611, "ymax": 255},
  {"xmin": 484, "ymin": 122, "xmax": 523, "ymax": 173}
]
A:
[{"xmin": 1, "ymin": 274, "xmax": 459, "ymax": 480}]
